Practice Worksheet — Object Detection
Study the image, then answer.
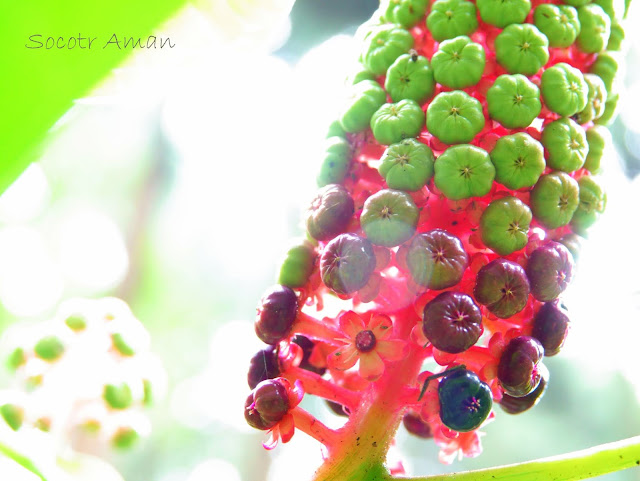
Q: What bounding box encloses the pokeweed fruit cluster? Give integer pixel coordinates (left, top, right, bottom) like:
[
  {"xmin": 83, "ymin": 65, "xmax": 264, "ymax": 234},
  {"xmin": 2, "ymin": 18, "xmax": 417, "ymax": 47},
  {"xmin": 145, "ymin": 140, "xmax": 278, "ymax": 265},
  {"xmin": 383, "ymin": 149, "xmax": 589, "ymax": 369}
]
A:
[
  {"xmin": 1, "ymin": 298, "xmax": 164, "ymax": 451},
  {"xmin": 245, "ymin": 0, "xmax": 627, "ymax": 475}
]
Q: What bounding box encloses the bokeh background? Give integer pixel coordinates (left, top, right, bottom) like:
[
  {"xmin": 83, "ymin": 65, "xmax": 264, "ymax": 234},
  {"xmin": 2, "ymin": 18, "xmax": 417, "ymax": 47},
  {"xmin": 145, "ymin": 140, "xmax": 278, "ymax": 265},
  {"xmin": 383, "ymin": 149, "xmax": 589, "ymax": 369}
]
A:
[{"xmin": 2, "ymin": 1, "xmax": 640, "ymax": 480}]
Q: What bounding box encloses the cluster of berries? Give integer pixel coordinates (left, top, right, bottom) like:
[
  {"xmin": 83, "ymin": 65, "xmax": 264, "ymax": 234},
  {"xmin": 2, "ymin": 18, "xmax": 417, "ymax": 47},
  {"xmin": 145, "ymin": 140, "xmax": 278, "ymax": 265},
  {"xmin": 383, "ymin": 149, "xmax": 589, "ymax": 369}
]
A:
[
  {"xmin": 1, "ymin": 298, "xmax": 163, "ymax": 452},
  {"xmin": 245, "ymin": 0, "xmax": 626, "ymax": 469}
]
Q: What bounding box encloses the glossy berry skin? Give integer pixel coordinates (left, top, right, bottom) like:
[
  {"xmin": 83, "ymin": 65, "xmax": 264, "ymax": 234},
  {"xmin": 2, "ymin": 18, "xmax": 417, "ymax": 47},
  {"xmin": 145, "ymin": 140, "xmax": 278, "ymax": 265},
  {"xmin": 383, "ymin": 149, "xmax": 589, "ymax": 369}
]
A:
[
  {"xmin": 247, "ymin": 346, "xmax": 281, "ymax": 389},
  {"xmin": 360, "ymin": 189, "xmax": 419, "ymax": 247},
  {"xmin": 244, "ymin": 379, "xmax": 290, "ymax": 430},
  {"xmin": 497, "ymin": 336, "xmax": 544, "ymax": 398},
  {"xmin": 306, "ymin": 184, "xmax": 355, "ymax": 241},
  {"xmin": 474, "ymin": 258, "xmax": 530, "ymax": 319},
  {"xmin": 406, "ymin": 229, "xmax": 468, "ymax": 289},
  {"xmin": 500, "ymin": 370, "xmax": 548, "ymax": 414},
  {"xmin": 531, "ymin": 301, "xmax": 570, "ymax": 356},
  {"xmin": 255, "ymin": 286, "xmax": 298, "ymax": 345},
  {"xmin": 423, "ymin": 292, "xmax": 483, "ymax": 353},
  {"xmin": 403, "ymin": 411, "xmax": 433, "ymax": 438},
  {"xmin": 438, "ymin": 369, "xmax": 493, "ymax": 432},
  {"xmin": 526, "ymin": 242, "xmax": 574, "ymax": 302},
  {"xmin": 320, "ymin": 234, "xmax": 376, "ymax": 295}
]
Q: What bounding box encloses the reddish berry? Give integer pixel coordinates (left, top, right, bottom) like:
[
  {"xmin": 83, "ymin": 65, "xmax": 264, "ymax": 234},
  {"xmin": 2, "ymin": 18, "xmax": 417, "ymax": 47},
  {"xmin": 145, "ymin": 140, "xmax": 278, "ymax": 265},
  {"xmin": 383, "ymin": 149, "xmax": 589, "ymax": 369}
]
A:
[
  {"xmin": 500, "ymin": 369, "xmax": 548, "ymax": 414},
  {"xmin": 247, "ymin": 346, "xmax": 281, "ymax": 389},
  {"xmin": 423, "ymin": 292, "xmax": 483, "ymax": 354},
  {"xmin": 320, "ymin": 234, "xmax": 376, "ymax": 295},
  {"xmin": 306, "ymin": 184, "xmax": 355, "ymax": 241},
  {"xmin": 526, "ymin": 242, "xmax": 574, "ymax": 302},
  {"xmin": 531, "ymin": 301, "xmax": 570, "ymax": 356},
  {"xmin": 255, "ymin": 285, "xmax": 298, "ymax": 345},
  {"xmin": 403, "ymin": 411, "xmax": 433, "ymax": 438},
  {"xmin": 497, "ymin": 336, "xmax": 544, "ymax": 398},
  {"xmin": 244, "ymin": 379, "xmax": 290, "ymax": 430},
  {"xmin": 474, "ymin": 258, "xmax": 530, "ymax": 319}
]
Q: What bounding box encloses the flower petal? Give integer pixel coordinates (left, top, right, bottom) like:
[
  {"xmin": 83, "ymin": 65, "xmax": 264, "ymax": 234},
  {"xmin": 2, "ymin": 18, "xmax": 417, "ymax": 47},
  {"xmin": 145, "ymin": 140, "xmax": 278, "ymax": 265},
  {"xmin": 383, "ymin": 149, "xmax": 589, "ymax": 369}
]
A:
[
  {"xmin": 327, "ymin": 344, "xmax": 359, "ymax": 370},
  {"xmin": 376, "ymin": 340, "xmax": 408, "ymax": 362},
  {"xmin": 279, "ymin": 413, "xmax": 296, "ymax": 444},
  {"xmin": 338, "ymin": 311, "xmax": 365, "ymax": 339},
  {"xmin": 369, "ymin": 314, "xmax": 393, "ymax": 340},
  {"xmin": 288, "ymin": 380, "xmax": 304, "ymax": 408},
  {"xmin": 263, "ymin": 427, "xmax": 280, "ymax": 450},
  {"xmin": 359, "ymin": 351, "xmax": 385, "ymax": 381}
]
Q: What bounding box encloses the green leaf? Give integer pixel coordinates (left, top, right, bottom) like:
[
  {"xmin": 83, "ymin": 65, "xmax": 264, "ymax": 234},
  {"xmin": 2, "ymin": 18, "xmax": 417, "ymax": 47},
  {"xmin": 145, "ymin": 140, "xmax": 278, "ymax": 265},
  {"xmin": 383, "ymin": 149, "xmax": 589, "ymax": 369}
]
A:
[{"xmin": 0, "ymin": 0, "xmax": 189, "ymax": 196}]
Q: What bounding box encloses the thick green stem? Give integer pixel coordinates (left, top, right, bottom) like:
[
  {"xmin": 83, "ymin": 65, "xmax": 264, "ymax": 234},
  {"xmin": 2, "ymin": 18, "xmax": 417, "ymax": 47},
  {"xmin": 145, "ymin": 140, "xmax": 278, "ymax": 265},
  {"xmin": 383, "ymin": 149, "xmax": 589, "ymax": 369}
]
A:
[{"xmin": 386, "ymin": 435, "xmax": 640, "ymax": 481}]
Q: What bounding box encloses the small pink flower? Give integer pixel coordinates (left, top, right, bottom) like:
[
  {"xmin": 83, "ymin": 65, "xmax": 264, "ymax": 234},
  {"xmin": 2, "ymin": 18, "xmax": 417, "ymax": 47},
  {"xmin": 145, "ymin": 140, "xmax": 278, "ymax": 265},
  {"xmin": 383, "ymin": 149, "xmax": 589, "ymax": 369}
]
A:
[
  {"xmin": 262, "ymin": 379, "xmax": 304, "ymax": 450},
  {"xmin": 327, "ymin": 311, "xmax": 407, "ymax": 382},
  {"xmin": 434, "ymin": 414, "xmax": 494, "ymax": 464}
]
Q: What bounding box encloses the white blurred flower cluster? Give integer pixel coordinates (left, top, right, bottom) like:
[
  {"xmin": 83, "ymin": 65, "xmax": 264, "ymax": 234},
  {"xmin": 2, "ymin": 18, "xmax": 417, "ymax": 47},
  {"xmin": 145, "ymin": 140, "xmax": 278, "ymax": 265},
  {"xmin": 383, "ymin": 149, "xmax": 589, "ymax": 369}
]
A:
[{"xmin": 0, "ymin": 297, "xmax": 166, "ymax": 454}]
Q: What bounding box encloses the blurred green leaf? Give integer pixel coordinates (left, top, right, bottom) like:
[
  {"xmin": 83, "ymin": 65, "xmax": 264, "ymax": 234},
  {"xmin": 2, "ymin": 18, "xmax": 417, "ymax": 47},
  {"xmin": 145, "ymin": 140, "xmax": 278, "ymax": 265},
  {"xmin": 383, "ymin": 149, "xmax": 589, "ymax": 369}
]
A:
[{"xmin": 0, "ymin": 0, "xmax": 189, "ymax": 196}]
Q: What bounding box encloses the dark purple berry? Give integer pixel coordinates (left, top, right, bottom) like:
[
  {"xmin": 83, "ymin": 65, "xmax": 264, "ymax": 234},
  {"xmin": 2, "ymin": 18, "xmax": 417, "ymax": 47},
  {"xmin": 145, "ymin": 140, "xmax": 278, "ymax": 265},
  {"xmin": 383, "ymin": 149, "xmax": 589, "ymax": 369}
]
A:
[
  {"xmin": 423, "ymin": 292, "xmax": 483, "ymax": 354},
  {"xmin": 500, "ymin": 367, "xmax": 548, "ymax": 414},
  {"xmin": 292, "ymin": 335, "xmax": 326, "ymax": 375},
  {"xmin": 244, "ymin": 379, "xmax": 290, "ymax": 431},
  {"xmin": 526, "ymin": 241, "xmax": 574, "ymax": 302},
  {"xmin": 326, "ymin": 400, "xmax": 349, "ymax": 417},
  {"xmin": 438, "ymin": 368, "xmax": 493, "ymax": 432},
  {"xmin": 474, "ymin": 258, "xmax": 530, "ymax": 319},
  {"xmin": 247, "ymin": 346, "xmax": 281, "ymax": 389},
  {"xmin": 497, "ymin": 336, "xmax": 544, "ymax": 398},
  {"xmin": 306, "ymin": 184, "xmax": 355, "ymax": 241},
  {"xmin": 255, "ymin": 285, "xmax": 298, "ymax": 345},
  {"xmin": 406, "ymin": 229, "xmax": 469, "ymax": 290},
  {"xmin": 531, "ymin": 301, "xmax": 570, "ymax": 356},
  {"xmin": 320, "ymin": 234, "xmax": 376, "ymax": 295},
  {"xmin": 403, "ymin": 411, "xmax": 433, "ymax": 438}
]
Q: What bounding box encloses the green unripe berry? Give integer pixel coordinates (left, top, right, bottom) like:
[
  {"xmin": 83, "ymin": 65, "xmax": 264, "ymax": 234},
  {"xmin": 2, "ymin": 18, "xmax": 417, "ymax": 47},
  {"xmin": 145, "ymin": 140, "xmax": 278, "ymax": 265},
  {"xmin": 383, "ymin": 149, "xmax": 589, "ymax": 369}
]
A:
[
  {"xmin": 65, "ymin": 314, "xmax": 87, "ymax": 331},
  {"xmin": 317, "ymin": 137, "xmax": 351, "ymax": 187},
  {"xmin": 431, "ymin": 36, "xmax": 485, "ymax": 89},
  {"xmin": 339, "ymin": 80, "xmax": 386, "ymax": 134},
  {"xmin": 530, "ymin": 172, "xmax": 580, "ymax": 229},
  {"xmin": 426, "ymin": 91, "xmax": 485, "ymax": 145},
  {"xmin": 34, "ymin": 336, "xmax": 65, "ymax": 361},
  {"xmin": 360, "ymin": 189, "xmax": 419, "ymax": 247},
  {"xmin": 592, "ymin": 0, "xmax": 626, "ymax": 20},
  {"xmin": 379, "ymin": 138, "xmax": 435, "ymax": 191},
  {"xmin": 434, "ymin": 145, "xmax": 495, "ymax": 200},
  {"xmin": 477, "ymin": 0, "xmax": 531, "ymax": 27},
  {"xmin": 541, "ymin": 63, "xmax": 589, "ymax": 117},
  {"xmin": 371, "ymin": 99, "xmax": 425, "ymax": 145},
  {"xmin": 542, "ymin": 118, "xmax": 589, "ymax": 172},
  {"xmin": 111, "ymin": 333, "xmax": 136, "ymax": 356},
  {"xmin": 112, "ymin": 427, "xmax": 140, "ymax": 449},
  {"xmin": 589, "ymin": 51, "xmax": 620, "ymax": 93},
  {"xmin": 584, "ymin": 125, "xmax": 610, "ymax": 172},
  {"xmin": 495, "ymin": 24, "xmax": 549, "ymax": 76},
  {"xmin": 361, "ymin": 24, "xmax": 414, "ymax": 75},
  {"xmin": 576, "ymin": 4, "xmax": 611, "ymax": 53},
  {"xmin": 533, "ymin": 4, "xmax": 581, "ymax": 48},
  {"xmin": 480, "ymin": 196, "xmax": 532, "ymax": 255},
  {"xmin": 571, "ymin": 176, "xmax": 606, "ymax": 233},
  {"xmin": 487, "ymin": 74, "xmax": 541, "ymax": 129},
  {"xmin": 278, "ymin": 241, "xmax": 316, "ymax": 288},
  {"xmin": 0, "ymin": 404, "xmax": 24, "ymax": 431},
  {"xmin": 575, "ymin": 74, "xmax": 607, "ymax": 124},
  {"xmin": 384, "ymin": 0, "xmax": 429, "ymax": 27},
  {"xmin": 607, "ymin": 21, "xmax": 625, "ymax": 50},
  {"xmin": 6, "ymin": 347, "xmax": 26, "ymax": 370},
  {"xmin": 385, "ymin": 53, "xmax": 435, "ymax": 103},
  {"xmin": 564, "ymin": 0, "xmax": 591, "ymax": 6},
  {"xmin": 490, "ymin": 133, "xmax": 545, "ymax": 190},
  {"xmin": 103, "ymin": 383, "xmax": 134, "ymax": 410},
  {"xmin": 427, "ymin": 0, "xmax": 479, "ymax": 42},
  {"xmin": 595, "ymin": 92, "xmax": 619, "ymax": 125}
]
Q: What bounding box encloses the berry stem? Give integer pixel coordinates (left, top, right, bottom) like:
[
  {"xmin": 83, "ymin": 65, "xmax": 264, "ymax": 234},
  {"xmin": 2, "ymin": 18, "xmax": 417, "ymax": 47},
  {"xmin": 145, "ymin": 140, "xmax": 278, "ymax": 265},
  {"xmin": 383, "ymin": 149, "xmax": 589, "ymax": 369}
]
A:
[
  {"xmin": 291, "ymin": 407, "xmax": 339, "ymax": 448},
  {"xmin": 285, "ymin": 366, "xmax": 361, "ymax": 411},
  {"xmin": 295, "ymin": 312, "xmax": 344, "ymax": 345}
]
